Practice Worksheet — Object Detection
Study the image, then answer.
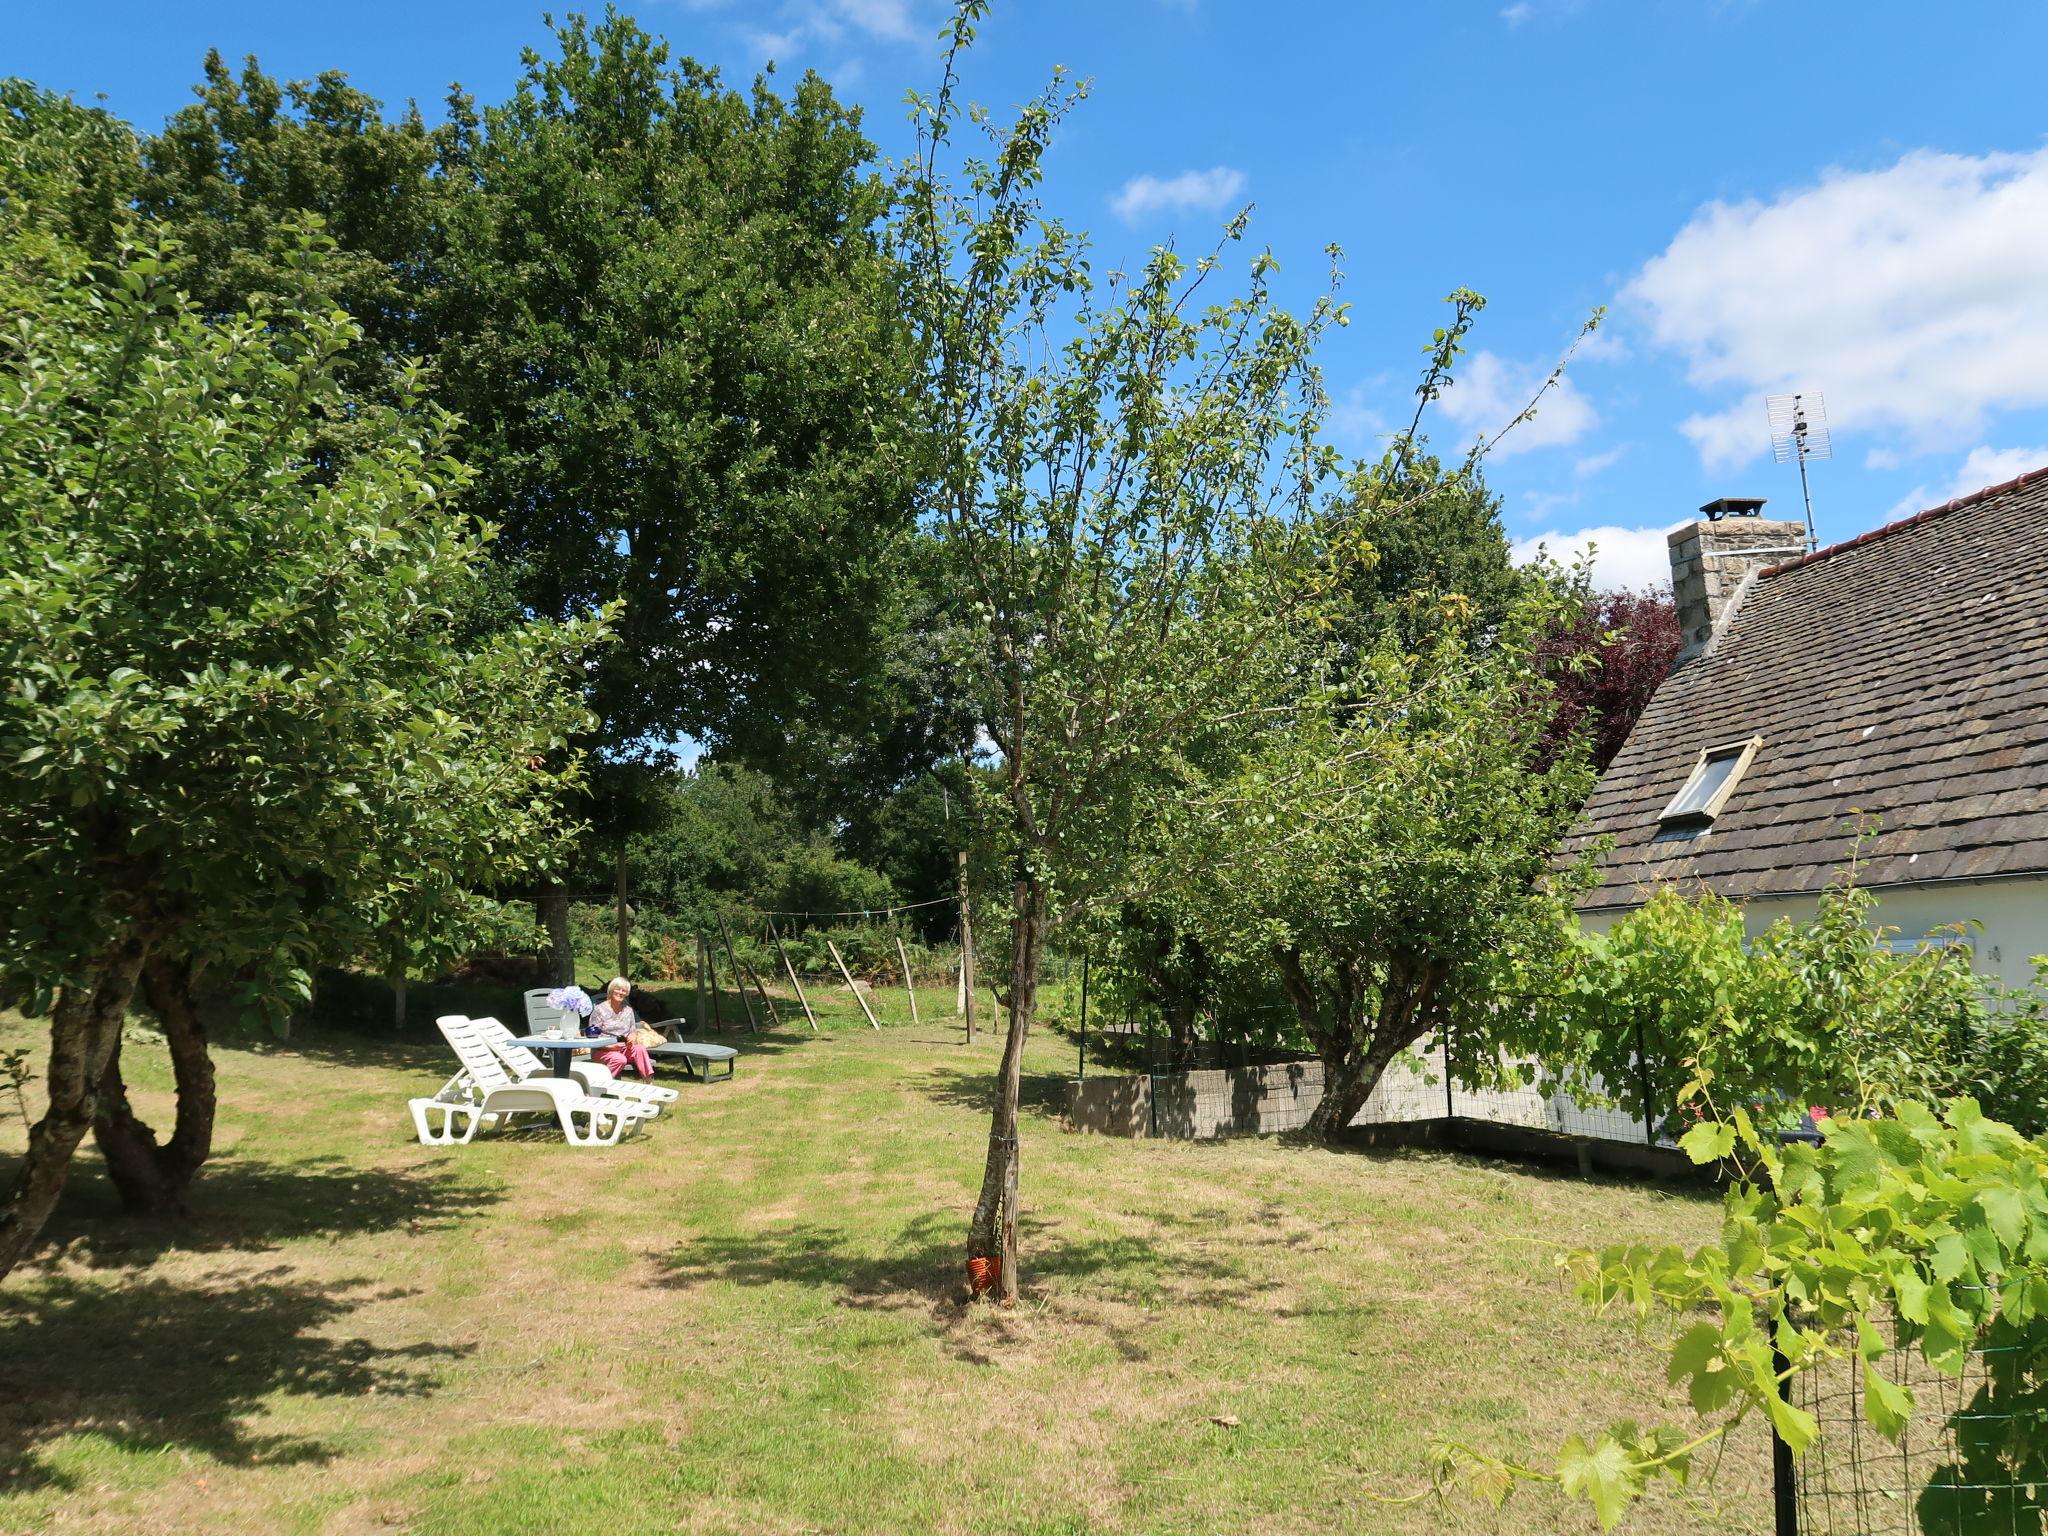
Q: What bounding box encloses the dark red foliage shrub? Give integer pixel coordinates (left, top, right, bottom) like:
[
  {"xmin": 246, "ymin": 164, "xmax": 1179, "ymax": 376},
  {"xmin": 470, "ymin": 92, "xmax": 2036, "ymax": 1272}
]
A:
[{"xmin": 1533, "ymin": 590, "xmax": 1682, "ymax": 772}]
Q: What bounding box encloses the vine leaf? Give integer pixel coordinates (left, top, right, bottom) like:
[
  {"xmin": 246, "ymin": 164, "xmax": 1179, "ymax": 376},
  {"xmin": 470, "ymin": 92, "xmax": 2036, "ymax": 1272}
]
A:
[
  {"xmin": 1667, "ymin": 1322, "xmax": 1737, "ymax": 1414},
  {"xmin": 1763, "ymin": 1391, "xmax": 1819, "ymax": 1455},
  {"xmin": 1557, "ymin": 1434, "xmax": 1642, "ymax": 1530},
  {"xmin": 1678, "ymin": 1121, "xmax": 1735, "ymax": 1165},
  {"xmin": 1862, "ymin": 1359, "xmax": 1914, "ymax": 1441}
]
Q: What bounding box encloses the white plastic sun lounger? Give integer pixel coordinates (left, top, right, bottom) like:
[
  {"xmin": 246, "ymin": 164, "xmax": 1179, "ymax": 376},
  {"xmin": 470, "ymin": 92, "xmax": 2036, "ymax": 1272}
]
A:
[
  {"xmin": 409, "ymin": 1015, "xmax": 655, "ymax": 1147},
  {"xmin": 471, "ymin": 1015, "xmax": 679, "ymax": 1109}
]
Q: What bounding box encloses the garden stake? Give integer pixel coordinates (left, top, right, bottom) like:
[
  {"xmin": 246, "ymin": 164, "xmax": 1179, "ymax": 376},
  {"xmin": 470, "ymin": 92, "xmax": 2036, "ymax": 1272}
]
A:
[
  {"xmin": 716, "ymin": 912, "xmax": 759, "ymax": 1034},
  {"xmin": 695, "ymin": 934, "xmax": 709, "ymax": 1035},
  {"xmin": 828, "ymin": 939, "xmax": 881, "ymax": 1029},
  {"xmin": 768, "ymin": 918, "xmax": 817, "ymax": 1030},
  {"xmin": 896, "ymin": 935, "xmax": 920, "ymax": 1025}
]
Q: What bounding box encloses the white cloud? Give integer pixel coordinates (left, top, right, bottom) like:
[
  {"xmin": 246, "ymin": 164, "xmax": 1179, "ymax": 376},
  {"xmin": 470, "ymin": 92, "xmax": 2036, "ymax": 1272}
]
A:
[
  {"xmin": 1882, "ymin": 443, "xmax": 2048, "ymax": 521},
  {"xmin": 1435, "ymin": 349, "xmax": 1599, "ymax": 458},
  {"xmin": 1631, "ymin": 147, "xmax": 2048, "ymax": 470},
  {"xmin": 1573, "ymin": 326, "xmax": 1632, "ymax": 364},
  {"xmin": 830, "ymin": 0, "xmax": 918, "ymax": 43},
  {"xmin": 1500, "ymin": 3, "xmax": 1534, "ymax": 25},
  {"xmin": 1573, "ymin": 445, "xmax": 1627, "ymax": 480},
  {"xmin": 741, "ymin": 0, "xmax": 925, "ymax": 62},
  {"xmin": 1519, "ymin": 489, "xmax": 1581, "ymax": 523},
  {"xmin": 1946, "ymin": 443, "xmax": 2048, "ymax": 495},
  {"xmin": 1110, "ymin": 166, "xmax": 1247, "ymax": 224},
  {"xmin": 1326, "ymin": 381, "xmax": 1389, "ymax": 452},
  {"xmin": 1511, "ymin": 521, "xmax": 1684, "ymax": 592}
]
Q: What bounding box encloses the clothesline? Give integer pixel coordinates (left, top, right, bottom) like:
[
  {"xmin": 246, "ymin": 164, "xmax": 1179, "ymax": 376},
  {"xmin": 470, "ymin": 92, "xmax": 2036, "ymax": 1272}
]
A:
[
  {"xmin": 758, "ymin": 895, "xmax": 959, "ymax": 919},
  {"xmin": 560, "ymin": 893, "xmax": 961, "ymax": 920}
]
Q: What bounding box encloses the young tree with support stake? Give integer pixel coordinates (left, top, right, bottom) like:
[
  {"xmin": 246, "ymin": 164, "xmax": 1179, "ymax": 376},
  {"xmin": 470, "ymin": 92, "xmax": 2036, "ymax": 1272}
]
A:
[
  {"xmin": 0, "ymin": 127, "xmax": 601, "ymax": 1272},
  {"xmin": 900, "ymin": 5, "xmax": 1347, "ymax": 1303}
]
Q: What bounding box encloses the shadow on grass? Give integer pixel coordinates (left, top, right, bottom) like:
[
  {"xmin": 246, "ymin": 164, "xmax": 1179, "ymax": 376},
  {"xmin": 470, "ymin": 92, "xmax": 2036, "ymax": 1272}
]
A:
[
  {"xmin": 20, "ymin": 1153, "xmax": 504, "ymax": 1271},
  {"xmin": 0, "ymin": 1267, "xmax": 471, "ymax": 1496},
  {"xmin": 653, "ymin": 1209, "xmax": 1262, "ymax": 1363},
  {"xmin": 911, "ymin": 1064, "xmax": 1070, "ymax": 1121}
]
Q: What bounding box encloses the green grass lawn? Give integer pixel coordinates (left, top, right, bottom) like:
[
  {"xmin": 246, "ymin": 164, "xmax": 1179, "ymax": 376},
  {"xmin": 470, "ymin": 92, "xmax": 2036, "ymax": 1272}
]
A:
[{"xmin": 0, "ymin": 982, "xmax": 1770, "ymax": 1535}]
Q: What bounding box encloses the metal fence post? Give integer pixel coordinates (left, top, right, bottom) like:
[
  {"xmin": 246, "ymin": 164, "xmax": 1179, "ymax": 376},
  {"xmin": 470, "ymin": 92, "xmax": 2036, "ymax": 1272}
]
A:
[
  {"xmin": 1632, "ymin": 1014, "xmax": 1657, "ymax": 1150},
  {"xmin": 1771, "ymin": 1336, "xmax": 1799, "ymax": 1536},
  {"xmin": 1442, "ymin": 1020, "xmax": 1456, "ymax": 1121}
]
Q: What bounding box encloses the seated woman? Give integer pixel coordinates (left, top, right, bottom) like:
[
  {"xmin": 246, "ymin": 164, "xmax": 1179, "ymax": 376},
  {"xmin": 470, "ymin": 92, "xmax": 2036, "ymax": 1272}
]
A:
[{"xmin": 589, "ymin": 976, "xmax": 656, "ymax": 1080}]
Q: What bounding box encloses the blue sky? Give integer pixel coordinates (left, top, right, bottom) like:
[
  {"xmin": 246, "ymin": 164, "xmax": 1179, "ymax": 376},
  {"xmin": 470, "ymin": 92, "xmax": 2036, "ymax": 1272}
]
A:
[{"xmin": 15, "ymin": 1, "xmax": 2048, "ymax": 589}]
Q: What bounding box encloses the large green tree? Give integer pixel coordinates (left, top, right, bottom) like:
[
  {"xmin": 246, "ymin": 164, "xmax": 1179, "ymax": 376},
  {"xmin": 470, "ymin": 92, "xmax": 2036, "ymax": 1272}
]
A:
[
  {"xmin": 0, "ymin": 120, "xmax": 600, "ymax": 1271},
  {"xmin": 1334, "ymin": 446, "xmax": 1530, "ymax": 649},
  {"xmin": 435, "ymin": 14, "xmax": 924, "ymax": 799},
  {"xmin": 136, "ymin": 19, "xmax": 930, "ymax": 975}
]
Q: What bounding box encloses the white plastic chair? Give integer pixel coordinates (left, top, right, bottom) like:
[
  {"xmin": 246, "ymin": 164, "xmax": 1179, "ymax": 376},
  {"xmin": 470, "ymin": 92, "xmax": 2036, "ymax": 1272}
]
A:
[
  {"xmin": 472, "ymin": 1015, "xmax": 678, "ymax": 1108},
  {"xmin": 524, "ymin": 988, "xmax": 577, "ymax": 1034},
  {"xmin": 409, "ymin": 1015, "xmax": 654, "ymax": 1147}
]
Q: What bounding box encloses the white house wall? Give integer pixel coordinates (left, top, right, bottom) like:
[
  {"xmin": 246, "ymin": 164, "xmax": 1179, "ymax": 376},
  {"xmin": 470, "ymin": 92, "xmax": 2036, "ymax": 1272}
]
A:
[{"xmin": 1580, "ymin": 876, "xmax": 2048, "ymax": 993}]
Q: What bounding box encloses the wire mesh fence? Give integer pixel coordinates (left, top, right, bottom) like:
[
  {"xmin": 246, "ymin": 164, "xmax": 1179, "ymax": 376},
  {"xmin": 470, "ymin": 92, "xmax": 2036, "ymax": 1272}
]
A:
[{"xmin": 1783, "ymin": 1305, "xmax": 2048, "ymax": 1535}]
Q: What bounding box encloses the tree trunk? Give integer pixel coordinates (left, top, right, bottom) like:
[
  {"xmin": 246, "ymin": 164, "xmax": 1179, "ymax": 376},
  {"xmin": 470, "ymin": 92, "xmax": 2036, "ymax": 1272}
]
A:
[
  {"xmin": 1306, "ymin": 1041, "xmax": 1375, "ymax": 1138},
  {"xmin": 0, "ymin": 929, "xmax": 150, "ymax": 1281},
  {"xmin": 614, "ymin": 846, "xmax": 631, "ymax": 981},
  {"xmin": 1272, "ymin": 946, "xmax": 1413, "ymax": 1142},
  {"xmin": 1165, "ymin": 988, "xmax": 1201, "ymax": 1071},
  {"xmin": 92, "ymin": 954, "xmax": 216, "ymax": 1217},
  {"xmin": 965, "ymin": 878, "xmax": 1045, "ymax": 1305},
  {"xmin": 537, "ymin": 883, "xmax": 574, "ymax": 985}
]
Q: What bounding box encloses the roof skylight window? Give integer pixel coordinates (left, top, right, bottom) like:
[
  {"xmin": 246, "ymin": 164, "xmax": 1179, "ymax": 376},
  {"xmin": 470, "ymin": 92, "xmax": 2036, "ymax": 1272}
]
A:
[{"xmin": 1657, "ymin": 736, "xmax": 1761, "ymax": 829}]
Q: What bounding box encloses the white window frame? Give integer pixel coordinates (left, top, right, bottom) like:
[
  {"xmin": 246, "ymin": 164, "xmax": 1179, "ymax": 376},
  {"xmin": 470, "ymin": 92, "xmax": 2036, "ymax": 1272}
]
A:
[{"xmin": 1657, "ymin": 735, "xmax": 1762, "ymax": 828}]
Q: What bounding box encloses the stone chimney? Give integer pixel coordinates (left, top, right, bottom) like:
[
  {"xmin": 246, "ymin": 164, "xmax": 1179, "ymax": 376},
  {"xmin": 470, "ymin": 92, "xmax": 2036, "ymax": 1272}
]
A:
[{"xmin": 1668, "ymin": 499, "xmax": 1809, "ymax": 663}]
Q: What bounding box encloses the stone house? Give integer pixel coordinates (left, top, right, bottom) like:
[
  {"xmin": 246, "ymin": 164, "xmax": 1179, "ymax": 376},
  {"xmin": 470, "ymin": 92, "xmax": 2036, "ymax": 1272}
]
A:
[{"xmin": 1565, "ymin": 468, "xmax": 2048, "ymax": 989}]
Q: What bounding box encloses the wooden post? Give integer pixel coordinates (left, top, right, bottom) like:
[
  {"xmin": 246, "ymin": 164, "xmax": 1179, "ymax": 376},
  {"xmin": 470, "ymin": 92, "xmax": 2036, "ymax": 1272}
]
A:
[
  {"xmin": 716, "ymin": 913, "xmax": 759, "ymax": 1034},
  {"xmin": 615, "ymin": 845, "xmax": 631, "ymax": 980},
  {"xmin": 828, "ymin": 940, "xmax": 881, "ymax": 1030},
  {"xmin": 895, "ymin": 936, "xmax": 920, "ymax": 1026},
  {"xmin": 769, "ymin": 919, "xmax": 817, "ymax": 1030},
  {"xmin": 694, "ymin": 934, "xmax": 709, "ymax": 1036},
  {"xmin": 957, "ymin": 849, "xmax": 974, "ymax": 1045},
  {"xmin": 1077, "ymin": 954, "xmax": 1088, "ymax": 1080},
  {"xmin": 737, "ymin": 946, "xmax": 783, "ymax": 1029},
  {"xmin": 389, "ymin": 934, "xmax": 408, "ymax": 1032},
  {"xmin": 999, "ymin": 1135, "xmax": 1019, "ymax": 1306}
]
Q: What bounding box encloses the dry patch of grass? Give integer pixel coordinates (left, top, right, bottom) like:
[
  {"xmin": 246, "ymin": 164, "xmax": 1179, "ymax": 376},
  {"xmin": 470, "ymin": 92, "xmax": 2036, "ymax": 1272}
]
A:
[{"xmin": 0, "ymin": 1001, "xmax": 1768, "ymax": 1534}]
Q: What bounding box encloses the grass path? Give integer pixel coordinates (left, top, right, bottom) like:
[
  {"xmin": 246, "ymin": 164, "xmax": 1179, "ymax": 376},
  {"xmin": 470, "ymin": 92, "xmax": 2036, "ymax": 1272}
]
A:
[{"xmin": 0, "ymin": 992, "xmax": 1769, "ymax": 1534}]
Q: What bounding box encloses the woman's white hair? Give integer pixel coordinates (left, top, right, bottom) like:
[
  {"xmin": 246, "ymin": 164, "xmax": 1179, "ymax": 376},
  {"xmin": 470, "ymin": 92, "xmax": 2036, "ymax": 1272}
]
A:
[{"xmin": 607, "ymin": 976, "xmax": 630, "ymax": 994}]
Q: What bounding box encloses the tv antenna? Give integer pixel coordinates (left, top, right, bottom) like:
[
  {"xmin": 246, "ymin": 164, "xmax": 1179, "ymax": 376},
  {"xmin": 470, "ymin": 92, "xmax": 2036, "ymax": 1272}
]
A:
[{"xmin": 1766, "ymin": 391, "xmax": 1830, "ymax": 551}]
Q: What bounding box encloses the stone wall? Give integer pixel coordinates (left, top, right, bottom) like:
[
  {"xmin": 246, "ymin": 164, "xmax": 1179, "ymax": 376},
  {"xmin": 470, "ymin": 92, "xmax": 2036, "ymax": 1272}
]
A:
[{"xmin": 1064, "ymin": 1047, "xmax": 1650, "ymax": 1144}]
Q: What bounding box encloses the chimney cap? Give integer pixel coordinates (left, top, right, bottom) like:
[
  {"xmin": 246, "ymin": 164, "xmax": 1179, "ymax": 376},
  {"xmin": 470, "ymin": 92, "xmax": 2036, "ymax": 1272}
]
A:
[{"xmin": 1699, "ymin": 496, "xmax": 1768, "ymax": 521}]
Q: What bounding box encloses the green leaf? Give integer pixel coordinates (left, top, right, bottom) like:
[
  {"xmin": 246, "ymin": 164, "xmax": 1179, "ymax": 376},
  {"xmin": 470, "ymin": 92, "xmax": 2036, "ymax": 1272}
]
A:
[
  {"xmin": 1862, "ymin": 1359, "xmax": 1914, "ymax": 1441},
  {"xmin": 1679, "ymin": 1121, "xmax": 1736, "ymax": 1165},
  {"xmin": 1667, "ymin": 1322, "xmax": 1736, "ymax": 1414},
  {"xmin": 1557, "ymin": 1434, "xmax": 1643, "ymax": 1531},
  {"xmin": 1763, "ymin": 1392, "xmax": 1819, "ymax": 1455},
  {"xmin": 1974, "ymin": 1184, "xmax": 2027, "ymax": 1253},
  {"xmin": 1892, "ymin": 1264, "xmax": 1930, "ymax": 1324}
]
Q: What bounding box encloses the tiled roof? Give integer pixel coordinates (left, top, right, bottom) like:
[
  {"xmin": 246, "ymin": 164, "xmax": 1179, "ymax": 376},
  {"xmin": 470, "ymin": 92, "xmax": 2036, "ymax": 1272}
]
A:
[{"xmin": 1568, "ymin": 466, "xmax": 2048, "ymax": 913}]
